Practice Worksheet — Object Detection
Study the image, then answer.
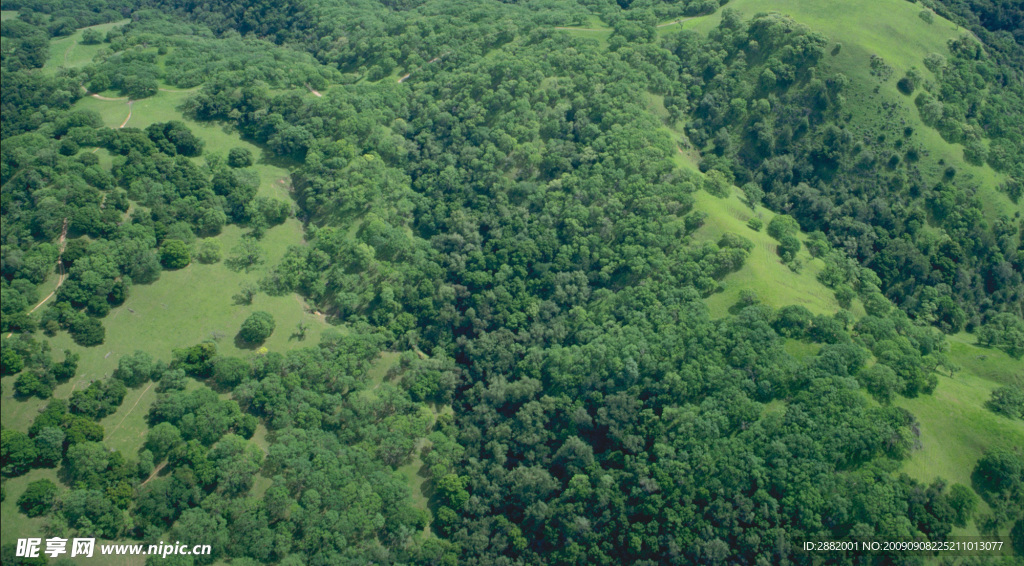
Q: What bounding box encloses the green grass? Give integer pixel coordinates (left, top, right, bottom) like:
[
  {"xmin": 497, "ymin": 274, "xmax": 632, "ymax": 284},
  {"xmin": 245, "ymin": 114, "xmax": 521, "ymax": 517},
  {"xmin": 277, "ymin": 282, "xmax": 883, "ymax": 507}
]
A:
[
  {"xmin": 946, "ymin": 333, "xmax": 1024, "ymax": 388},
  {"xmin": 693, "ymin": 188, "xmax": 861, "ymax": 318},
  {"xmin": 894, "ymin": 339, "xmax": 1024, "ymax": 535},
  {"xmin": 783, "ymin": 339, "xmax": 821, "ymax": 362},
  {"xmin": 682, "ymin": 0, "xmax": 1021, "ymax": 220},
  {"xmin": 0, "ymin": 468, "xmax": 60, "ymax": 547},
  {"xmin": 896, "ymin": 370, "xmax": 1024, "ymax": 506},
  {"xmin": 1, "ymin": 10, "xmax": 19, "ymax": 21},
  {"xmin": 45, "ymin": 20, "xmax": 129, "ymax": 71}
]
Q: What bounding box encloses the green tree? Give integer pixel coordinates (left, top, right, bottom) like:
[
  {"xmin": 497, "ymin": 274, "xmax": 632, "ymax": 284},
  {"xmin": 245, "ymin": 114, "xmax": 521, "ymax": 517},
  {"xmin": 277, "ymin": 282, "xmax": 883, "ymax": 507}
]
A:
[
  {"xmin": 69, "ymin": 315, "xmax": 105, "ymax": 347},
  {"xmin": 113, "ymin": 350, "xmax": 158, "ymax": 388},
  {"xmin": 228, "ymin": 147, "xmax": 253, "ymax": 168},
  {"xmin": 239, "ymin": 311, "xmax": 275, "ymax": 344},
  {"xmin": 161, "ymin": 239, "xmax": 192, "ymax": 269},
  {"xmin": 146, "ymin": 422, "xmax": 183, "ymax": 461},
  {"xmin": 195, "ymin": 239, "xmax": 222, "ymax": 264},
  {"xmin": 987, "ymin": 385, "xmax": 1024, "ymax": 420},
  {"xmin": 1, "ymin": 430, "xmax": 38, "ymax": 477},
  {"xmin": 17, "ymin": 479, "xmax": 58, "ymax": 517},
  {"xmin": 34, "ymin": 427, "xmax": 66, "ymax": 467}
]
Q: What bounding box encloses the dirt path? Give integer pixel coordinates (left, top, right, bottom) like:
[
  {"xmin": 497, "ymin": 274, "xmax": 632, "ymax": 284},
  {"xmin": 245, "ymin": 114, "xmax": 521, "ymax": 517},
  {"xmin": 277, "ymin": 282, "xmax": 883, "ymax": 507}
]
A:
[
  {"xmin": 119, "ymin": 101, "xmax": 133, "ymax": 128},
  {"xmin": 397, "ymin": 55, "xmax": 444, "ymax": 84},
  {"xmin": 306, "ymin": 83, "xmax": 323, "ymax": 97},
  {"xmin": 7, "ymin": 220, "xmax": 68, "ymax": 338},
  {"xmin": 139, "ymin": 461, "xmax": 168, "ymax": 488},
  {"xmin": 107, "ymin": 381, "xmax": 155, "ymax": 438},
  {"xmin": 656, "ymin": 17, "xmax": 693, "ymax": 28},
  {"xmin": 554, "ymin": 16, "xmax": 692, "ymax": 33}
]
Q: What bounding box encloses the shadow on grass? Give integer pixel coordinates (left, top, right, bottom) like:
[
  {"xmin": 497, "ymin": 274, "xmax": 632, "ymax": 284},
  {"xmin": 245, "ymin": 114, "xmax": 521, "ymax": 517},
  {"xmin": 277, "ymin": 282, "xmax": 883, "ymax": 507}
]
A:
[{"xmin": 233, "ymin": 333, "xmax": 263, "ymax": 351}]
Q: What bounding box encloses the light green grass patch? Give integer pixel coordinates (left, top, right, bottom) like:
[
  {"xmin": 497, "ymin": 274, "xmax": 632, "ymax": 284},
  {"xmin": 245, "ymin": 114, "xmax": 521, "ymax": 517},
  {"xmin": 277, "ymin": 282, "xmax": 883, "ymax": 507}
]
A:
[
  {"xmin": 783, "ymin": 338, "xmax": 821, "ymax": 362},
  {"xmin": 896, "ymin": 371, "xmax": 1024, "ymax": 500},
  {"xmin": 0, "ymin": 468, "xmax": 60, "ymax": 547},
  {"xmin": 1, "ymin": 10, "xmax": 19, "ymax": 21},
  {"xmin": 946, "ymin": 333, "xmax": 1024, "ymax": 388},
  {"xmin": 1, "ymin": 221, "xmax": 322, "ymax": 435},
  {"xmin": 44, "ymin": 20, "xmax": 129, "ymax": 71},
  {"xmin": 683, "ymin": 0, "xmax": 1020, "ymax": 220},
  {"xmin": 76, "ymin": 96, "xmax": 133, "ymax": 129},
  {"xmin": 693, "ymin": 189, "xmax": 854, "ymax": 318}
]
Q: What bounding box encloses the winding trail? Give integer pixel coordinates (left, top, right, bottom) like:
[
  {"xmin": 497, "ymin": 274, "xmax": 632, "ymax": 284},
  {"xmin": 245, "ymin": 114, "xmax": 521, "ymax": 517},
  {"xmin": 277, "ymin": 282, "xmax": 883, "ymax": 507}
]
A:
[
  {"xmin": 554, "ymin": 16, "xmax": 694, "ymax": 33},
  {"xmin": 397, "ymin": 55, "xmax": 444, "ymax": 84},
  {"xmin": 6, "ymin": 220, "xmax": 69, "ymax": 338},
  {"xmin": 139, "ymin": 461, "xmax": 168, "ymax": 488},
  {"xmin": 107, "ymin": 381, "xmax": 155, "ymax": 438},
  {"xmin": 119, "ymin": 101, "xmax": 133, "ymax": 128}
]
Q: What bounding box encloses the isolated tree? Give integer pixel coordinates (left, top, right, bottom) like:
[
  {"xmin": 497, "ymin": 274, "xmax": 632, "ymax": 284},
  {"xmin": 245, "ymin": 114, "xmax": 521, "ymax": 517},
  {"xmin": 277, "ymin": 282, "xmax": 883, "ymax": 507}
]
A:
[
  {"xmin": 239, "ymin": 311, "xmax": 275, "ymax": 344},
  {"xmin": 113, "ymin": 350, "xmax": 158, "ymax": 388},
  {"xmin": 228, "ymin": 147, "xmax": 253, "ymax": 168},
  {"xmin": 161, "ymin": 239, "xmax": 191, "ymax": 269},
  {"xmin": 233, "ymin": 282, "xmax": 259, "ymax": 305},
  {"xmin": 195, "ymin": 239, "xmax": 222, "ymax": 264},
  {"xmin": 228, "ymin": 238, "xmax": 265, "ymax": 272},
  {"xmin": 294, "ymin": 320, "xmax": 311, "ymax": 340},
  {"xmin": 81, "ymin": 29, "xmax": 104, "ymax": 45},
  {"xmin": 18, "ymin": 479, "xmax": 58, "ymax": 517}
]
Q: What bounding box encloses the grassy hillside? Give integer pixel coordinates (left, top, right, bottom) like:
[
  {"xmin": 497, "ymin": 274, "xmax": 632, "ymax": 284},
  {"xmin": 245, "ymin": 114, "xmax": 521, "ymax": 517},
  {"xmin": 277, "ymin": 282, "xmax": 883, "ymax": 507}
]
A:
[
  {"xmin": 45, "ymin": 20, "xmax": 129, "ymax": 71},
  {"xmin": 688, "ymin": 0, "xmax": 1022, "ymax": 219},
  {"xmin": 0, "ymin": 39, "xmax": 338, "ymax": 551},
  {"xmin": 694, "ymin": 188, "xmax": 861, "ymax": 318}
]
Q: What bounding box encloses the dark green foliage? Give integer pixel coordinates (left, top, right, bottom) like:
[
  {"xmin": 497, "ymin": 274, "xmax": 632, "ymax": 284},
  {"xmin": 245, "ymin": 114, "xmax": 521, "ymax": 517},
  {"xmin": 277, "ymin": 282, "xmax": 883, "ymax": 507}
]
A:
[
  {"xmin": 227, "ymin": 147, "xmax": 253, "ymax": 168},
  {"xmin": 986, "ymin": 385, "xmax": 1024, "ymax": 420},
  {"xmin": 897, "ymin": 75, "xmax": 916, "ymax": 95},
  {"xmin": 160, "ymin": 239, "xmax": 191, "ymax": 269},
  {"xmin": 211, "ymin": 356, "xmax": 249, "ymax": 390},
  {"xmin": 171, "ymin": 342, "xmax": 217, "ymax": 378},
  {"xmin": 113, "ymin": 350, "xmax": 159, "ymax": 387},
  {"xmin": 972, "ymin": 449, "xmax": 1024, "ymax": 529},
  {"xmin": 3, "ymin": 1, "xmax": 1020, "ymax": 562},
  {"xmin": 1, "ymin": 429, "xmax": 37, "ymax": 477},
  {"xmin": 238, "ymin": 311, "xmax": 274, "ymax": 344},
  {"xmin": 146, "ymin": 121, "xmax": 205, "ymax": 157},
  {"xmin": 860, "ymin": 363, "xmax": 902, "ymax": 404},
  {"xmin": 17, "ymin": 479, "xmax": 57, "ymax": 517},
  {"xmin": 69, "ymin": 378, "xmax": 128, "ymax": 419},
  {"xmin": 947, "ymin": 483, "xmax": 978, "ymax": 528},
  {"xmin": 69, "ymin": 315, "xmax": 105, "ymax": 347}
]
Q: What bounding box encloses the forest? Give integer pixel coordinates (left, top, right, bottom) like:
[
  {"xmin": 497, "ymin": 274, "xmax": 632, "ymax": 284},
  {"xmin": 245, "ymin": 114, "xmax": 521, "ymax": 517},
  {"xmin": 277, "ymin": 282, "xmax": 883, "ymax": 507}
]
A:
[{"xmin": 1, "ymin": 0, "xmax": 1023, "ymax": 564}]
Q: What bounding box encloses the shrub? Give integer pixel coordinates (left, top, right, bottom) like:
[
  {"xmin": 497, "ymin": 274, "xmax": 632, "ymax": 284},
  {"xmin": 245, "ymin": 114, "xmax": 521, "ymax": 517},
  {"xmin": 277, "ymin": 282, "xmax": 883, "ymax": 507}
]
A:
[
  {"xmin": 160, "ymin": 239, "xmax": 191, "ymax": 269},
  {"xmin": 239, "ymin": 311, "xmax": 275, "ymax": 344}
]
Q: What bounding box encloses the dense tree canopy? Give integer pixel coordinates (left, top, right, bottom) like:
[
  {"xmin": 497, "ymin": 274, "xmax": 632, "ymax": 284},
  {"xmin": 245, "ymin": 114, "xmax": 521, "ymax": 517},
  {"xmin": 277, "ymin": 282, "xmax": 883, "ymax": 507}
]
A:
[{"xmin": 2, "ymin": 0, "xmax": 1022, "ymax": 563}]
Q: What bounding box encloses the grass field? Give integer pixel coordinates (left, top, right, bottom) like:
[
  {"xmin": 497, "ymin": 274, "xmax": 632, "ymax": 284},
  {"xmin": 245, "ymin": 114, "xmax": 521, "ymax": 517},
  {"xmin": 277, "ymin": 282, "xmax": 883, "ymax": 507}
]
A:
[
  {"xmin": 693, "ymin": 188, "xmax": 862, "ymax": 318},
  {"xmin": 894, "ymin": 332, "xmax": 1024, "ymax": 535},
  {"xmin": 45, "ymin": 20, "xmax": 130, "ymax": 71},
  {"xmin": 0, "ymin": 34, "xmax": 335, "ymax": 551},
  {"xmin": 682, "ymin": 0, "xmax": 1022, "ymax": 220}
]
